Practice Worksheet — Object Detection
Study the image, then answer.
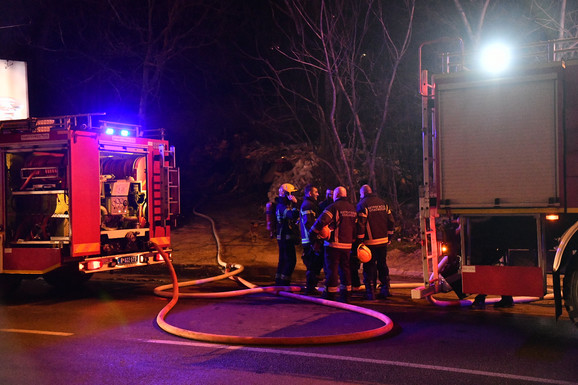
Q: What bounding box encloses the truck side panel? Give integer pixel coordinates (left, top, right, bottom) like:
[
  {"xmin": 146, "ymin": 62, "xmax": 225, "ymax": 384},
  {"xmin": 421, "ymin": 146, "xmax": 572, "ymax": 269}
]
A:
[
  {"xmin": 3, "ymin": 247, "xmax": 60, "ymax": 274},
  {"xmin": 564, "ymin": 61, "xmax": 578, "ymax": 210},
  {"xmin": 434, "ymin": 63, "xmax": 564, "ymax": 210}
]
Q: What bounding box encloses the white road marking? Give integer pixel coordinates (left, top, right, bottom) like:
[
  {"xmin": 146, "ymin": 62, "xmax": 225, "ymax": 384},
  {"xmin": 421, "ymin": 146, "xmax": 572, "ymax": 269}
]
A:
[
  {"xmin": 0, "ymin": 328, "xmax": 74, "ymax": 336},
  {"xmin": 142, "ymin": 338, "xmax": 577, "ymax": 385}
]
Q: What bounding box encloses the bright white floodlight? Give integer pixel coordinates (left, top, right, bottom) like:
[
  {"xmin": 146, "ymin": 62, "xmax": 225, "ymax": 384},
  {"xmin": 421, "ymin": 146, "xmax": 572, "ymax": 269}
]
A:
[{"xmin": 479, "ymin": 43, "xmax": 511, "ymax": 73}]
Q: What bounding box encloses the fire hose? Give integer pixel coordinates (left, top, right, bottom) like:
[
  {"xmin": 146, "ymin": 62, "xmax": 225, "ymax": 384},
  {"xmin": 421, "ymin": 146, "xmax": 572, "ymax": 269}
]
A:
[
  {"xmin": 153, "ymin": 209, "xmax": 555, "ymax": 343},
  {"xmin": 153, "ymin": 209, "xmax": 394, "ymax": 345}
]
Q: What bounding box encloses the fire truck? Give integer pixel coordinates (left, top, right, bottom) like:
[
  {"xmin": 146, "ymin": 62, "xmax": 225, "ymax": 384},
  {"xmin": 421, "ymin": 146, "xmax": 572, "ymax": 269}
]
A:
[
  {"xmin": 0, "ymin": 113, "xmax": 180, "ymax": 293},
  {"xmin": 414, "ymin": 38, "xmax": 578, "ymax": 325}
]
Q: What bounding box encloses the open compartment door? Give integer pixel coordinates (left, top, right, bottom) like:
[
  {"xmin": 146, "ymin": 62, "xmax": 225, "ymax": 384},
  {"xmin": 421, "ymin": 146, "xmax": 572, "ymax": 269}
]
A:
[{"xmin": 70, "ymin": 131, "xmax": 100, "ymax": 257}]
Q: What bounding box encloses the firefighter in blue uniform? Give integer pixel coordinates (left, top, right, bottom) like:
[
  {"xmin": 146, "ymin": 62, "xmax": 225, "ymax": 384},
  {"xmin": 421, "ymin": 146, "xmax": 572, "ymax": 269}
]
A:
[
  {"xmin": 274, "ymin": 183, "xmax": 300, "ymax": 286},
  {"xmin": 299, "ymin": 184, "xmax": 322, "ymax": 294}
]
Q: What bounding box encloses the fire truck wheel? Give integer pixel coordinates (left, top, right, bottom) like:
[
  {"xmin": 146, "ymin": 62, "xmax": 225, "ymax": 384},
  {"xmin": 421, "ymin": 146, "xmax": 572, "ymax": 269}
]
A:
[
  {"xmin": 43, "ymin": 265, "xmax": 93, "ymax": 290},
  {"xmin": 0, "ymin": 274, "xmax": 22, "ymax": 298},
  {"xmin": 563, "ymin": 259, "xmax": 578, "ymax": 327}
]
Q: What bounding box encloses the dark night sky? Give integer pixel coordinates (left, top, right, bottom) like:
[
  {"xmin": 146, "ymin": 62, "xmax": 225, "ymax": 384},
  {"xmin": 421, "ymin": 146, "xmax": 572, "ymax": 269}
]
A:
[
  {"xmin": 0, "ymin": 1, "xmax": 545, "ymax": 142},
  {"xmin": 0, "ymin": 1, "xmax": 270, "ymax": 141}
]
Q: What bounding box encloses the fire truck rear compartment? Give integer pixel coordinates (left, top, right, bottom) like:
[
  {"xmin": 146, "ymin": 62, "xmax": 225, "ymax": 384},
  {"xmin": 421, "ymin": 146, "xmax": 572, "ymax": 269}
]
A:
[{"xmin": 0, "ymin": 115, "xmax": 178, "ymax": 294}]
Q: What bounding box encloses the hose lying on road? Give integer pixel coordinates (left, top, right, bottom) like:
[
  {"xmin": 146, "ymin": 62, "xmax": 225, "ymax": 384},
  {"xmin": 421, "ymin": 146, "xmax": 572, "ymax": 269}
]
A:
[
  {"xmin": 427, "ymin": 292, "xmax": 555, "ymax": 307},
  {"xmin": 152, "ymin": 209, "xmax": 394, "ymax": 345}
]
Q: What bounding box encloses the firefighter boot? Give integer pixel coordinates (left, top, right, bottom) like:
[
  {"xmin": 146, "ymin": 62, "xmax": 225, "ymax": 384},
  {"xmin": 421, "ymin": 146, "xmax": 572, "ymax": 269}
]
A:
[
  {"xmin": 338, "ymin": 290, "xmax": 351, "ymax": 304},
  {"xmin": 471, "ymin": 294, "xmax": 486, "ymax": 309},
  {"xmin": 377, "ymin": 278, "xmax": 391, "ymax": 299},
  {"xmin": 305, "ymin": 279, "xmax": 318, "ymax": 295},
  {"xmin": 364, "ymin": 284, "xmax": 375, "ymax": 300},
  {"xmin": 321, "ymin": 290, "xmax": 336, "ymax": 301},
  {"xmin": 494, "ymin": 295, "xmax": 514, "ymax": 308}
]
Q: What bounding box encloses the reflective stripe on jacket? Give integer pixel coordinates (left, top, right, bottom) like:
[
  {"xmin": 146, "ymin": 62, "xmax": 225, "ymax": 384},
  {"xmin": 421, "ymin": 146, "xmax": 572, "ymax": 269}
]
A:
[
  {"xmin": 299, "ymin": 196, "xmax": 319, "ymax": 244},
  {"xmin": 311, "ymin": 198, "xmax": 357, "ymax": 249},
  {"xmin": 276, "ymin": 197, "xmax": 299, "ymax": 241}
]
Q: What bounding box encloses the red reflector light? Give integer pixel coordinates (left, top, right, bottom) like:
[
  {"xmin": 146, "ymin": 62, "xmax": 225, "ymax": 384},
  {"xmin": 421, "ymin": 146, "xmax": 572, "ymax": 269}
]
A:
[
  {"xmin": 154, "ymin": 253, "xmax": 166, "ymax": 262},
  {"xmin": 86, "ymin": 260, "xmax": 102, "ymax": 271}
]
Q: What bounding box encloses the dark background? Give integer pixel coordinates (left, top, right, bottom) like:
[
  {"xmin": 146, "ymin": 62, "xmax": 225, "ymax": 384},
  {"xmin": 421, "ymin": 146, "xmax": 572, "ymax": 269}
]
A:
[{"xmin": 0, "ymin": 1, "xmax": 569, "ymax": 229}]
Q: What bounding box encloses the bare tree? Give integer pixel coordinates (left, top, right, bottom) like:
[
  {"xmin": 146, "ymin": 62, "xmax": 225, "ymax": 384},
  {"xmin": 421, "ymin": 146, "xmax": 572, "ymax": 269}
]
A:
[
  {"xmin": 104, "ymin": 0, "xmax": 220, "ymax": 126},
  {"xmin": 248, "ymin": 0, "xmax": 415, "ymax": 203},
  {"xmin": 9, "ymin": 0, "xmax": 221, "ymax": 127}
]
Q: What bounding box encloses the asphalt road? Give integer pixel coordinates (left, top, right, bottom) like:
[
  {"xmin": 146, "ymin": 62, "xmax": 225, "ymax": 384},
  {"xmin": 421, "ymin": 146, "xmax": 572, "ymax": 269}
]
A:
[{"xmin": 0, "ymin": 271, "xmax": 577, "ymax": 385}]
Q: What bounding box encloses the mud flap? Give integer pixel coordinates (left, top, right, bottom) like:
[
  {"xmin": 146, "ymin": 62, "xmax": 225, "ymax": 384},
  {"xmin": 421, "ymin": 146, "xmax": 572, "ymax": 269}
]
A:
[{"xmin": 553, "ymin": 270, "xmax": 562, "ymax": 320}]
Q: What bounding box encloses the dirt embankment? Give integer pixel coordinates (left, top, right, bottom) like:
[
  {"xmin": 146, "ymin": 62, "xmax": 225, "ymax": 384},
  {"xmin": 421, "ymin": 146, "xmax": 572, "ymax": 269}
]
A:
[{"xmin": 170, "ymin": 193, "xmax": 423, "ymax": 281}]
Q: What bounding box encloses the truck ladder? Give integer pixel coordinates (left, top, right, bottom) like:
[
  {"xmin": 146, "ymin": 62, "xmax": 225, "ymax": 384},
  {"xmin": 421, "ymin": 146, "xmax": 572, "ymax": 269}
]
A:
[
  {"xmin": 411, "ymin": 194, "xmax": 442, "ymax": 299},
  {"xmin": 151, "ymin": 145, "xmax": 180, "ymax": 230}
]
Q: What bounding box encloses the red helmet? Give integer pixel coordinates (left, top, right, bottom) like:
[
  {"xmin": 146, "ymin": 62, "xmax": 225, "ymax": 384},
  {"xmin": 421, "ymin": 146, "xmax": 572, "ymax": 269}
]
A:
[{"xmin": 357, "ymin": 243, "xmax": 372, "ymax": 263}]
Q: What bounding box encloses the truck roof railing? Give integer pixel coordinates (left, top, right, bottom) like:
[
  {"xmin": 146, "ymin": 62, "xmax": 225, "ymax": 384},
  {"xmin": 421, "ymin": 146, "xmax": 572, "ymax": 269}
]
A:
[
  {"xmin": 0, "ymin": 113, "xmax": 143, "ymax": 137},
  {"xmin": 441, "ymin": 37, "xmax": 578, "ymax": 74}
]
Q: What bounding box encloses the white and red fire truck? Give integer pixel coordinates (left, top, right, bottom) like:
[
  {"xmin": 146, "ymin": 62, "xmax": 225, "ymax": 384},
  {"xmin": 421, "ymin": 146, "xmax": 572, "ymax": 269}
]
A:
[
  {"xmin": 415, "ymin": 38, "xmax": 578, "ymax": 325},
  {"xmin": 0, "ymin": 113, "xmax": 180, "ymax": 293}
]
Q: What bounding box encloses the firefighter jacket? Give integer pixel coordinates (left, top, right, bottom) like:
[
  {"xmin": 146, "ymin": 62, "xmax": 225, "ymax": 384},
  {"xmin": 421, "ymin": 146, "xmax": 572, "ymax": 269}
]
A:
[
  {"xmin": 356, "ymin": 193, "xmax": 395, "ymax": 246},
  {"xmin": 276, "ymin": 196, "xmax": 300, "ymax": 242},
  {"xmin": 300, "ymin": 196, "xmax": 320, "ymax": 245},
  {"xmin": 311, "ymin": 198, "xmax": 357, "ymax": 249}
]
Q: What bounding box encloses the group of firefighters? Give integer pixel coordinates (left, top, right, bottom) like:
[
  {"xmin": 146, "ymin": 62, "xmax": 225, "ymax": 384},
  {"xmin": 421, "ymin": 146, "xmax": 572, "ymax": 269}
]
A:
[{"xmin": 266, "ymin": 182, "xmax": 395, "ymax": 303}]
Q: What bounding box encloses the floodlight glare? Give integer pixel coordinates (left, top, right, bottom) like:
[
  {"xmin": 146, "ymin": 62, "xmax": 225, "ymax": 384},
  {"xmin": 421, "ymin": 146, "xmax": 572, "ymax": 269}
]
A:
[{"xmin": 480, "ymin": 43, "xmax": 511, "ymax": 73}]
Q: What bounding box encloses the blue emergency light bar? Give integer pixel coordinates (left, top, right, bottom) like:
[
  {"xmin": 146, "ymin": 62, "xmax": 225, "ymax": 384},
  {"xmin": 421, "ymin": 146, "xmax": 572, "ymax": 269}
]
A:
[{"xmin": 101, "ymin": 121, "xmax": 141, "ymax": 137}]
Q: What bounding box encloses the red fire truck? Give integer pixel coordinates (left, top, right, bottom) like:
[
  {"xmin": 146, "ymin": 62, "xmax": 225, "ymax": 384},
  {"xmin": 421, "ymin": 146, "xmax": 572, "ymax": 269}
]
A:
[
  {"xmin": 414, "ymin": 38, "xmax": 578, "ymax": 325},
  {"xmin": 0, "ymin": 113, "xmax": 180, "ymax": 293}
]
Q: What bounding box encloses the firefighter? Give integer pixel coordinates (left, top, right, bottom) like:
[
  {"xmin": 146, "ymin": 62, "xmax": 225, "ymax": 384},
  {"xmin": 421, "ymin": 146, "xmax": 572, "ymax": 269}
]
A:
[
  {"xmin": 356, "ymin": 184, "xmax": 395, "ymax": 300},
  {"xmin": 319, "ymin": 188, "xmax": 334, "ymax": 212},
  {"xmin": 299, "ymin": 183, "xmax": 323, "ymax": 294},
  {"xmin": 274, "ymin": 183, "xmax": 300, "ymax": 286},
  {"xmin": 310, "ymin": 186, "xmax": 357, "ymax": 302}
]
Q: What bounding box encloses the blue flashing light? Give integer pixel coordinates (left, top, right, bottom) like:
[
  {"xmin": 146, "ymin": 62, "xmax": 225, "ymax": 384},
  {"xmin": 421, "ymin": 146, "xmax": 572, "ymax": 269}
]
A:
[
  {"xmin": 105, "ymin": 128, "xmax": 115, "ymax": 135},
  {"xmin": 120, "ymin": 129, "xmax": 130, "ymax": 137}
]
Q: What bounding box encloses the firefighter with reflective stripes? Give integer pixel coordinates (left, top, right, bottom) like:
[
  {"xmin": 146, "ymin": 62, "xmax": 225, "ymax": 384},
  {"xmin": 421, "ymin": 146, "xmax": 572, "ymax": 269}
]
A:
[
  {"xmin": 310, "ymin": 186, "xmax": 357, "ymax": 302},
  {"xmin": 299, "ymin": 184, "xmax": 322, "ymax": 294},
  {"xmin": 356, "ymin": 184, "xmax": 395, "ymax": 300},
  {"xmin": 274, "ymin": 183, "xmax": 300, "ymax": 286}
]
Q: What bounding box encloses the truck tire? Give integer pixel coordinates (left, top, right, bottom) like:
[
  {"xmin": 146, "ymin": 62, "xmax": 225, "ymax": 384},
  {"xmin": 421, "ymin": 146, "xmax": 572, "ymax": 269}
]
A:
[
  {"xmin": 0, "ymin": 274, "xmax": 22, "ymax": 298},
  {"xmin": 563, "ymin": 259, "xmax": 578, "ymax": 327},
  {"xmin": 43, "ymin": 265, "xmax": 93, "ymax": 290}
]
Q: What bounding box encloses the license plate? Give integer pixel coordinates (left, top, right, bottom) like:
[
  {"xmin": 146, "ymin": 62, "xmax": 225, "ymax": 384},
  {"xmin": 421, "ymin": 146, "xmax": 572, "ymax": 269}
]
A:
[{"xmin": 116, "ymin": 255, "xmax": 139, "ymax": 265}]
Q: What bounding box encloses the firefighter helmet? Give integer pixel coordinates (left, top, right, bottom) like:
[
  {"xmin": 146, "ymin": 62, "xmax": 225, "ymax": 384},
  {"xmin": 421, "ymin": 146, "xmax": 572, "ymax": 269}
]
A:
[
  {"xmin": 280, "ymin": 183, "xmax": 297, "ymax": 196},
  {"xmin": 319, "ymin": 225, "xmax": 331, "ymax": 240},
  {"xmin": 357, "ymin": 243, "xmax": 372, "ymax": 263}
]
